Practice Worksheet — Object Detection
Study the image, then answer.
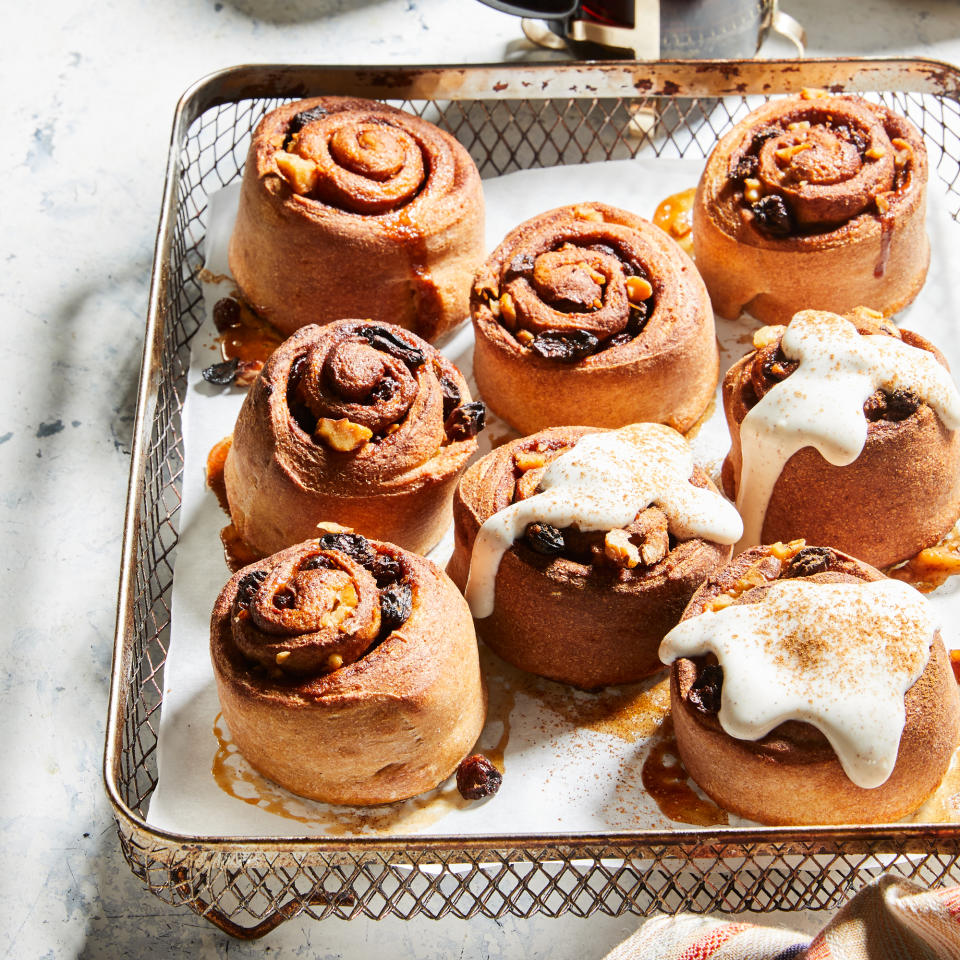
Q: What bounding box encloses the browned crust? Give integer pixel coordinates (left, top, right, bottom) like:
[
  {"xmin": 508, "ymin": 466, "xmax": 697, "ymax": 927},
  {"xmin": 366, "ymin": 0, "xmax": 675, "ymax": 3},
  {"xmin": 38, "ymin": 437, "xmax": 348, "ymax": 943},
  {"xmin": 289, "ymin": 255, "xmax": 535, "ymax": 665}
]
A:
[
  {"xmin": 447, "ymin": 426, "xmax": 732, "ymax": 689},
  {"xmin": 470, "ymin": 203, "xmax": 718, "ymax": 435},
  {"xmin": 210, "ymin": 539, "xmax": 487, "ymax": 805},
  {"xmin": 224, "ymin": 321, "xmax": 478, "ymax": 557},
  {"xmin": 669, "ymin": 546, "xmax": 960, "ymax": 825},
  {"xmin": 693, "ymin": 97, "xmax": 929, "ymax": 323},
  {"xmin": 228, "ymin": 96, "xmax": 484, "ymax": 342},
  {"xmin": 721, "ymin": 325, "xmax": 960, "ymax": 568}
]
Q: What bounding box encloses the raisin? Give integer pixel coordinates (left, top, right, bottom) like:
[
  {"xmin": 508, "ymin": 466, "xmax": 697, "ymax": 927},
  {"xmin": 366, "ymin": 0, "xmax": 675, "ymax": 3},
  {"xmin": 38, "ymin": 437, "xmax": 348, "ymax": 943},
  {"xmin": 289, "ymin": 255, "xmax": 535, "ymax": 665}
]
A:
[
  {"xmin": 357, "ymin": 325, "xmax": 425, "ymax": 370},
  {"xmin": 445, "ymin": 401, "xmax": 486, "ymax": 441},
  {"xmin": 761, "ymin": 347, "xmax": 797, "ymax": 382},
  {"xmin": 751, "ymin": 195, "xmax": 794, "ymax": 236},
  {"xmin": 864, "ymin": 388, "xmax": 920, "ymax": 422},
  {"xmin": 273, "ymin": 589, "xmax": 296, "ymax": 609},
  {"xmin": 202, "ymin": 357, "xmax": 239, "ymax": 386},
  {"xmin": 317, "ymin": 533, "xmax": 376, "ymax": 566},
  {"xmin": 524, "ymin": 522, "xmax": 565, "ymax": 555},
  {"xmin": 507, "ymin": 252, "xmax": 536, "ymax": 275},
  {"xmin": 529, "ymin": 329, "xmax": 599, "ymax": 362},
  {"xmin": 236, "ymin": 569, "xmax": 268, "ymax": 608},
  {"xmin": 733, "ymin": 155, "xmax": 759, "ymax": 181},
  {"xmin": 786, "ymin": 546, "xmax": 836, "ymax": 578},
  {"xmin": 283, "ymin": 105, "xmax": 328, "ymax": 148},
  {"xmin": 688, "ymin": 663, "xmax": 723, "ymax": 715},
  {"xmin": 213, "ymin": 297, "xmax": 241, "ymax": 332},
  {"xmin": 751, "ymin": 126, "xmax": 781, "ymax": 149},
  {"xmin": 626, "ymin": 297, "xmax": 650, "ymax": 333},
  {"xmin": 456, "ymin": 754, "xmax": 502, "ymax": 800},
  {"xmin": 370, "ymin": 377, "xmax": 399, "ymax": 403},
  {"xmin": 605, "ymin": 332, "xmax": 633, "ymax": 348},
  {"xmin": 370, "ymin": 554, "xmax": 403, "ymax": 588},
  {"xmin": 849, "ymin": 127, "xmax": 870, "ymax": 154},
  {"xmin": 439, "ymin": 375, "xmax": 462, "ymax": 420},
  {"xmin": 380, "ymin": 582, "xmax": 412, "ymax": 633},
  {"xmin": 301, "ymin": 554, "xmax": 336, "ymax": 571}
]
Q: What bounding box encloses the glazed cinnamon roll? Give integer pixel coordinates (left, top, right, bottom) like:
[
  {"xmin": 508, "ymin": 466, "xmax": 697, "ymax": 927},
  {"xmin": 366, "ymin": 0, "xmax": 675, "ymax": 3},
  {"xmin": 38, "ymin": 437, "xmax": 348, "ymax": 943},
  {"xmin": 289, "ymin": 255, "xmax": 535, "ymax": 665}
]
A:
[
  {"xmin": 723, "ymin": 308, "xmax": 960, "ymax": 568},
  {"xmin": 694, "ymin": 92, "xmax": 928, "ymax": 323},
  {"xmin": 228, "ymin": 97, "xmax": 484, "ymax": 342},
  {"xmin": 224, "ymin": 319, "xmax": 484, "ymax": 558},
  {"xmin": 210, "ymin": 535, "xmax": 486, "ymax": 805},
  {"xmin": 447, "ymin": 423, "xmax": 742, "ymax": 689},
  {"xmin": 661, "ymin": 543, "xmax": 960, "ymax": 825},
  {"xmin": 470, "ymin": 203, "xmax": 718, "ymax": 435}
]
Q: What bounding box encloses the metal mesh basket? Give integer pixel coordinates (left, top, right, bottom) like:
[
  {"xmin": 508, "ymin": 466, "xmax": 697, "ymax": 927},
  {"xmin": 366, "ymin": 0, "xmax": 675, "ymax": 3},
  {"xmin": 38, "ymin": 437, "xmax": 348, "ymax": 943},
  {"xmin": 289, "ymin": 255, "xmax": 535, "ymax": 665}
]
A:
[{"xmin": 105, "ymin": 58, "xmax": 960, "ymax": 939}]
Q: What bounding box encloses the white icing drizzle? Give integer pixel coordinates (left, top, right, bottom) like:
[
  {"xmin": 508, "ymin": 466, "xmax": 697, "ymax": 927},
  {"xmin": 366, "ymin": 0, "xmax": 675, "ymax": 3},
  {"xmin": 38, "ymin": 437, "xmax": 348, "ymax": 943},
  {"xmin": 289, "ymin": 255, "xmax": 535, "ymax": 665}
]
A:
[
  {"xmin": 736, "ymin": 311, "xmax": 960, "ymax": 551},
  {"xmin": 659, "ymin": 579, "xmax": 936, "ymax": 789},
  {"xmin": 464, "ymin": 423, "xmax": 743, "ymax": 619}
]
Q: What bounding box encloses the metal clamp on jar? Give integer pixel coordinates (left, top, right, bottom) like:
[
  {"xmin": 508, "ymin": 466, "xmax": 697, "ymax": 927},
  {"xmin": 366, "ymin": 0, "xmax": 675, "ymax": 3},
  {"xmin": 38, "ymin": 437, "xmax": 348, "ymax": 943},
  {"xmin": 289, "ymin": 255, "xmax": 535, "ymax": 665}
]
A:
[{"xmin": 476, "ymin": 0, "xmax": 805, "ymax": 60}]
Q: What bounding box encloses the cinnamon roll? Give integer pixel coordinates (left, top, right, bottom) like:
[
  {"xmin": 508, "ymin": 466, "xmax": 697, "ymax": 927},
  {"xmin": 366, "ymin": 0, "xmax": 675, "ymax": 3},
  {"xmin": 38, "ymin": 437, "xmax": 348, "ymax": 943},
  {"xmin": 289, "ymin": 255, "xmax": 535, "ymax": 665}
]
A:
[
  {"xmin": 210, "ymin": 535, "xmax": 486, "ymax": 805},
  {"xmin": 224, "ymin": 319, "xmax": 484, "ymax": 558},
  {"xmin": 470, "ymin": 203, "xmax": 718, "ymax": 435},
  {"xmin": 448, "ymin": 423, "xmax": 742, "ymax": 689},
  {"xmin": 660, "ymin": 543, "xmax": 960, "ymax": 825},
  {"xmin": 723, "ymin": 308, "xmax": 960, "ymax": 568},
  {"xmin": 694, "ymin": 92, "xmax": 928, "ymax": 323},
  {"xmin": 228, "ymin": 97, "xmax": 484, "ymax": 342}
]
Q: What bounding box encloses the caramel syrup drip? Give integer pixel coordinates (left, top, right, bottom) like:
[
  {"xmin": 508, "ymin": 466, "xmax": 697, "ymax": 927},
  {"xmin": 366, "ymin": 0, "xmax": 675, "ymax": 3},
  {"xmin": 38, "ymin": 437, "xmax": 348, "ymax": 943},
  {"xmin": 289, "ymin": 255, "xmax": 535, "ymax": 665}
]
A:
[
  {"xmin": 216, "ymin": 296, "xmax": 283, "ymax": 367},
  {"xmin": 886, "ymin": 524, "xmax": 960, "ymax": 594},
  {"xmin": 205, "ymin": 435, "xmax": 263, "ymax": 572},
  {"xmin": 874, "ymin": 213, "xmax": 894, "ymax": 278},
  {"xmin": 220, "ymin": 524, "xmax": 261, "ymax": 573},
  {"xmin": 653, "ymin": 187, "xmax": 696, "ymax": 256},
  {"xmin": 211, "ymin": 714, "xmax": 468, "ymax": 835},
  {"xmin": 640, "ymin": 719, "xmax": 729, "ymax": 826},
  {"xmin": 952, "ymin": 651, "xmax": 960, "ymax": 686},
  {"xmin": 209, "ymin": 653, "xmax": 516, "ymax": 833},
  {"xmin": 206, "ymin": 436, "xmax": 232, "ymax": 514},
  {"xmin": 383, "ymin": 209, "xmax": 443, "ymax": 341}
]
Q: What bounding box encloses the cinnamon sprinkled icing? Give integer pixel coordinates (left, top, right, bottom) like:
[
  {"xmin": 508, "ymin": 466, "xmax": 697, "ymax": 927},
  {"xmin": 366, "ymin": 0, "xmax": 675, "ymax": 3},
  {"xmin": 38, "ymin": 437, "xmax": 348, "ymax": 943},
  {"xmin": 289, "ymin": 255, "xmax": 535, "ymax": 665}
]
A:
[
  {"xmin": 464, "ymin": 424, "xmax": 742, "ymax": 618},
  {"xmin": 659, "ymin": 579, "xmax": 937, "ymax": 788},
  {"xmin": 737, "ymin": 311, "xmax": 960, "ymax": 551}
]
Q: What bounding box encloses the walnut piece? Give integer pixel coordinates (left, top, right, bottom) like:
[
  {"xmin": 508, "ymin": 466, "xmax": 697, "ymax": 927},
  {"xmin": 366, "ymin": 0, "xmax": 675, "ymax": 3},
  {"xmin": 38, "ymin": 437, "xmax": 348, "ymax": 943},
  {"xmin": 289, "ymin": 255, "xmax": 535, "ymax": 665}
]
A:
[
  {"xmin": 275, "ymin": 151, "xmax": 318, "ymax": 194},
  {"xmin": 604, "ymin": 528, "xmax": 642, "ymax": 568},
  {"xmin": 315, "ymin": 417, "xmax": 373, "ymax": 452},
  {"xmin": 752, "ymin": 324, "xmax": 786, "ymax": 350}
]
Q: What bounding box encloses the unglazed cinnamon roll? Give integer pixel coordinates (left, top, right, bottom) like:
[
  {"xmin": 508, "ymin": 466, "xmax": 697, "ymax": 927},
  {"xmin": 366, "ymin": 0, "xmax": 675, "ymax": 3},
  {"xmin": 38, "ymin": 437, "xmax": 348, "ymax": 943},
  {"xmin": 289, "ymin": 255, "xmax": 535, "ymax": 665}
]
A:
[
  {"xmin": 447, "ymin": 423, "xmax": 742, "ymax": 689},
  {"xmin": 210, "ymin": 534, "xmax": 486, "ymax": 804},
  {"xmin": 228, "ymin": 97, "xmax": 484, "ymax": 342},
  {"xmin": 723, "ymin": 309, "xmax": 960, "ymax": 568},
  {"xmin": 660, "ymin": 543, "xmax": 960, "ymax": 825},
  {"xmin": 470, "ymin": 203, "xmax": 718, "ymax": 435},
  {"xmin": 224, "ymin": 319, "xmax": 484, "ymax": 558},
  {"xmin": 694, "ymin": 92, "xmax": 928, "ymax": 323}
]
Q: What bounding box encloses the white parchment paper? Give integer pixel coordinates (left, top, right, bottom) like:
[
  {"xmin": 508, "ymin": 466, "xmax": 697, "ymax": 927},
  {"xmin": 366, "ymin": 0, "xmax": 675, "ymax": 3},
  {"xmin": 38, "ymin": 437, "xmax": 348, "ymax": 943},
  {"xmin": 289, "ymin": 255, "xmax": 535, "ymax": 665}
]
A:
[{"xmin": 147, "ymin": 158, "xmax": 960, "ymax": 838}]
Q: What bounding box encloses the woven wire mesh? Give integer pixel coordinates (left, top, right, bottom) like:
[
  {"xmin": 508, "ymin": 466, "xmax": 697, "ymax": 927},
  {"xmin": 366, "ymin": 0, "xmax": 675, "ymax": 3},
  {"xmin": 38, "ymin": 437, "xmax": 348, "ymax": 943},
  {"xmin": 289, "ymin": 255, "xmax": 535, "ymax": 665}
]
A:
[{"xmin": 111, "ymin": 70, "xmax": 960, "ymax": 937}]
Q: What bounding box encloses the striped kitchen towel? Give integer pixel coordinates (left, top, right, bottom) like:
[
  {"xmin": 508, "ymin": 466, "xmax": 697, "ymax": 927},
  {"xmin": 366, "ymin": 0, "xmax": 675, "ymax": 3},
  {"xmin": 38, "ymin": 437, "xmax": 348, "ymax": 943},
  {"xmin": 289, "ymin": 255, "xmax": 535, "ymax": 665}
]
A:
[{"xmin": 604, "ymin": 875, "xmax": 960, "ymax": 960}]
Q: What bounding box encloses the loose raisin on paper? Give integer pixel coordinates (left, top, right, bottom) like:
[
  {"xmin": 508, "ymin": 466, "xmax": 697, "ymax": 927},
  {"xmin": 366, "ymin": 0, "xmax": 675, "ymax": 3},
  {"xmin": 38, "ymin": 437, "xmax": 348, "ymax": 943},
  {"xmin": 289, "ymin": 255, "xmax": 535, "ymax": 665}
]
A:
[
  {"xmin": 456, "ymin": 754, "xmax": 503, "ymax": 800},
  {"xmin": 202, "ymin": 357, "xmax": 240, "ymax": 386}
]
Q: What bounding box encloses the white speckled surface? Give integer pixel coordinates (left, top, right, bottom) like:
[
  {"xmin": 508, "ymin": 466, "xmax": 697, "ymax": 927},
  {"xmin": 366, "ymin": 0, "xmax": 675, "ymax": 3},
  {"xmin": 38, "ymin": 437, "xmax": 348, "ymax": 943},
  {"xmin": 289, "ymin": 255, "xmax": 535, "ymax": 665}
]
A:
[{"xmin": 3, "ymin": 1, "xmax": 960, "ymax": 956}]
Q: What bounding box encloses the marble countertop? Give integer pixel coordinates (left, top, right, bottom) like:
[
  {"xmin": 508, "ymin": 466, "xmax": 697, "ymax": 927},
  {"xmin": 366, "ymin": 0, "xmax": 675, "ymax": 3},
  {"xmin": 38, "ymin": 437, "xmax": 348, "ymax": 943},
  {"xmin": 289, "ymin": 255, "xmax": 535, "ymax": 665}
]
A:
[{"xmin": 3, "ymin": 1, "xmax": 960, "ymax": 956}]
